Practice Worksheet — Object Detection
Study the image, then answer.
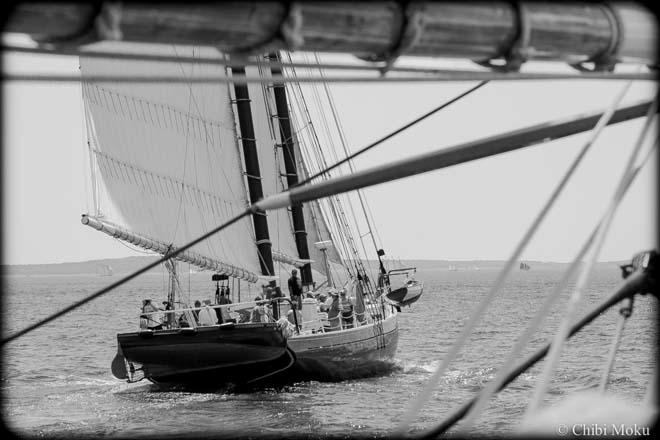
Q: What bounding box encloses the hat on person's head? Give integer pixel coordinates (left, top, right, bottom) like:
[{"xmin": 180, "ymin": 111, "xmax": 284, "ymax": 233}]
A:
[
  {"xmin": 254, "ymin": 296, "xmax": 262, "ymax": 301},
  {"xmin": 292, "ymin": 269, "xmax": 297, "ymax": 275},
  {"xmin": 328, "ymin": 289, "xmax": 339, "ymax": 297}
]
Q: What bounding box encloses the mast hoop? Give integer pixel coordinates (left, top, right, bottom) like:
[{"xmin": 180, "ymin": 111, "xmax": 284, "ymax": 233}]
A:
[
  {"xmin": 231, "ymin": 2, "xmax": 303, "ymax": 55},
  {"xmin": 569, "ymin": 3, "xmax": 621, "ymax": 73},
  {"xmin": 474, "ymin": 2, "xmax": 530, "ymax": 73},
  {"xmin": 358, "ymin": 2, "xmax": 426, "ymax": 75}
]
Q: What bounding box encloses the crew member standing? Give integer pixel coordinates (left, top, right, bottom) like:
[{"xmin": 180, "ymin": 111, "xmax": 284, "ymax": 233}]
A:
[{"xmin": 287, "ymin": 269, "xmax": 302, "ymax": 310}]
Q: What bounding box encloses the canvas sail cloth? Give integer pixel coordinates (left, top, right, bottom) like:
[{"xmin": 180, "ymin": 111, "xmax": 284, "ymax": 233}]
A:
[
  {"xmin": 80, "ymin": 43, "xmax": 268, "ymax": 282},
  {"xmin": 292, "ymin": 132, "xmax": 350, "ymax": 288}
]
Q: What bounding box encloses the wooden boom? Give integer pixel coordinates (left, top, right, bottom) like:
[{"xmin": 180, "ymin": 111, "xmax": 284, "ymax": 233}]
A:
[{"xmin": 4, "ymin": 2, "xmax": 657, "ymax": 68}]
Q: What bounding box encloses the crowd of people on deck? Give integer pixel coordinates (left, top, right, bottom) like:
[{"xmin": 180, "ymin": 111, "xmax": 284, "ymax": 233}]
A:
[{"xmin": 139, "ymin": 269, "xmax": 366, "ymax": 332}]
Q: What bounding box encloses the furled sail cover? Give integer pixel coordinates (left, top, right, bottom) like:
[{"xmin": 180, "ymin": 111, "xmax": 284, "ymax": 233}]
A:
[{"xmin": 80, "ymin": 43, "xmax": 261, "ymax": 280}]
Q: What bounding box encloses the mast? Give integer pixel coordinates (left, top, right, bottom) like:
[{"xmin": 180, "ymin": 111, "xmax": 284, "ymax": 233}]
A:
[
  {"xmin": 268, "ymin": 52, "xmax": 313, "ymax": 288},
  {"xmin": 231, "ymin": 65, "xmax": 275, "ymax": 277}
]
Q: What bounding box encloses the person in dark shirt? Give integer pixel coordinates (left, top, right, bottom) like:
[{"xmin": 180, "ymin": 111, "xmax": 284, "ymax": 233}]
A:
[
  {"xmin": 288, "ymin": 269, "xmax": 302, "ymax": 310},
  {"xmin": 269, "ymin": 281, "xmax": 284, "ymax": 319}
]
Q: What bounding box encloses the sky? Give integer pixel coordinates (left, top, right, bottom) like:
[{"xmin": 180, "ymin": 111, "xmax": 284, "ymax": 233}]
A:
[{"xmin": 2, "ymin": 38, "xmax": 657, "ymax": 265}]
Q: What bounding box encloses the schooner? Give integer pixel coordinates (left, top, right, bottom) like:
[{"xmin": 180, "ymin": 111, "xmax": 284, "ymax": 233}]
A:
[{"xmin": 2, "ymin": 1, "xmax": 657, "ymax": 435}]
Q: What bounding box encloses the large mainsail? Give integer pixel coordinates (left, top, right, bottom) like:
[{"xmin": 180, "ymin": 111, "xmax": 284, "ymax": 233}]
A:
[{"xmin": 80, "ymin": 43, "xmax": 263, "ymax": 281}]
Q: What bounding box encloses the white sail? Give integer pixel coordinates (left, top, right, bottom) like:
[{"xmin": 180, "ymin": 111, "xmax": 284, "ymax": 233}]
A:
[
  {"xmin": 80, "ymin": 43, "xmax": 262, "ymax": 278},
  {"xmin": 292, "ymin": 132, "xmax": 349, "ymax": 286}
]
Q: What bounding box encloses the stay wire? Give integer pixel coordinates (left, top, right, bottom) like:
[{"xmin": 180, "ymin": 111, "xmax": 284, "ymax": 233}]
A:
[
  {"xmin": 298, "ymin": 80, "xmax": 489, "ymax": 187},
  {"xmin": 525, "ymin": 100, "xmax": 659, "ymax": 416},
  {"xmin": 598, "ymin": 297, "xmax": 634, "ymax": 392},
  {"xmin": 393, "ymin": 78, "xmax": 636, "ymax": 437},
  {"xmin": 449, "ymin": 136, "xmax": 658, "ymax": 435},
  {"xmin": 418, "ymin": 268, "xmax": 651, "ymax": 438},
  {"xmin": 459, "ymin": 89, "xmax": 656, "ymax": 431},
  {"xmin": 2, "ymin": 209, "xmax": 252, "ymax": 345}
]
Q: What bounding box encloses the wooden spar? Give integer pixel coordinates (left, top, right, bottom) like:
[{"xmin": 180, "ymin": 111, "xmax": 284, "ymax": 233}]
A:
[
  {"xmin": 255, "ymin": 100, "xmax": 657, "ymax": 211},
  {"xmin": 81, "ymin": 214, "xmax": 260, "ymax": 283},
  {"xmin": 268, "ymin": 53, "xmax": 314, "ymax": 288},
  {"xmin": 5, "ymin": 2, "xmax": 657, "ymax": 67},
  {"xmin": 231, "ymin": 66, "xmax": 275, "ymax": 277}
]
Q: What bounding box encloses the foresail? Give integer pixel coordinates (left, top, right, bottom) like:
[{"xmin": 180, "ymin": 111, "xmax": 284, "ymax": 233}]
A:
[
  {"xmin": 292, "ymin": 132, "xmax": 345, "ymax": 282},
  {"xmin": 80, "ymin": 43, "xmax": 262, "ymax": 279}
]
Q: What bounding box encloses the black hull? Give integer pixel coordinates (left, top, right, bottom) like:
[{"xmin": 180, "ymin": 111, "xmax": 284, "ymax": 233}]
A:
[
  {"xmin": 115, "ymin": 323, "xmax": 291, "ymax": 385},
  {"xmin": 114, "ymin": 315, "xmax": 400, "ymax": 387}
]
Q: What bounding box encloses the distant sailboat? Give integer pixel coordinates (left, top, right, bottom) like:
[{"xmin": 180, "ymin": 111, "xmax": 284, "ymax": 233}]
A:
[
  {"xmin": 96, "ymin": 264, "xmax": 113, "ymax": 277},
  {"xmin": 520, "ymin": 262, "xmax": 531, "ymax": 271}
]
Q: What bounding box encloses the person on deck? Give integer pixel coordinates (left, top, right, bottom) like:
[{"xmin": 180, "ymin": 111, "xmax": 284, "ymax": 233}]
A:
[
  {"xmin": 317, "ymin": 292, "xmax": 328, "ymax": 312},
  {"xmin": 198, "ymin": 300, "xmax": 217, "ymax": 326},
  {"xmin": 250, "ymin": 297, "xmax": 268, "ymax": 323},
  {"xmin": 162, "ymin": 301, "xmax": 174, "ymax": 329},
  {"xmin": 269, "ymin": 281, "xmax": 284, "ymax": 320},
  {"xmin": 192, "ymin": 300, "xmax": 202, "ymax": 324},
  {"xmin": 287, "ymin": 307, "xmax": 302, "ymax": 328},
  {"xmin": 288, "ymin": 269, "xmax": 303, "ymax": 310},
  {"xmin": 339, "ymin": 289, "xmax": 355, "ymax": 329},
  {"xmin": 141, "ymin": 299, "xmax": 163, "ymax": 330},
  {"xmin": 325, "ymin": 290, "xmax": 341, "ymax": 331},
  {"xmin": 216, "ymin": 288, "xmax": 232, "ymax": 323}
]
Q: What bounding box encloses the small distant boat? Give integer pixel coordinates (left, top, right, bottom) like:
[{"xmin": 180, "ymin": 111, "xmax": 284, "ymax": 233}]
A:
[
  {"xmin": 520, "ymin": 262, "xmax": 531, "ymax": 271},
  {"xmin": 96, "ymin": 264, "xmax": 114, "ymax": 277},
  {"xmin": 385, "ymin": 268, "xmax": 424, "ymax": 308}
]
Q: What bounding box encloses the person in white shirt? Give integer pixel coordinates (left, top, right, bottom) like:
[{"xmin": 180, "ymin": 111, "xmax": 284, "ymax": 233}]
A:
[{"xmin": 198, "ymin": 299, "xmax": 217, "ymax": 326}]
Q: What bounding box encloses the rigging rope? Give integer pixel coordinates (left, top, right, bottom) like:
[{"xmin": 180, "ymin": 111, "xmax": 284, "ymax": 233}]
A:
[
  {"xmin": 394, "ymin": 78, "xmax": 637, "ymax": 436},
  {"xmin": 450, "ymin": 136, "xmax": 658, "ymax": 434},
  {"xmin": 525, "ymin": 101, "xmax": 659, "ymax": 417},
  {"xmin": 418, "ymin": 266, "xmax": 654, "ymax": 438},
  {"xmin": 2, "ymin": 208, "xmax": 252, "ymax": 345},
  {"xmin": 3, "ymin": 71, "xmax": 656, "ymax": 84},
  {"xmin": 314, "ymin": 53, "xmax": 381, "ymax": 272},
  {"xmin": 298, "ymin": 80, "xmax": 488, "ymax": 186},
  {"xmin": 598, "ymin": 297, "xmax": 634, "ymax": 393}
]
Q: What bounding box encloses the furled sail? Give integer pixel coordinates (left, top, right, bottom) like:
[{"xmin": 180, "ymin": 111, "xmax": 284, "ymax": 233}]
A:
[{"xmin": 80, "ymin": 43, "xmax": 262, "ymax": 280}]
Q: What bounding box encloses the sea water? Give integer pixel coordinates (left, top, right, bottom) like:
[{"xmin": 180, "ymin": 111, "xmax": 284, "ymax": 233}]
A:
[{"xmin": 2, "ymin": 264, "xmax": 656, "ymax": 437}]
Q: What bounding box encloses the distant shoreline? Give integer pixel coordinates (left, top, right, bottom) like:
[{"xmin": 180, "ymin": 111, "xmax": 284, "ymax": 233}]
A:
[{"xmin": 1, "ymin": 255, "xmax": 626, "ymax": 276}]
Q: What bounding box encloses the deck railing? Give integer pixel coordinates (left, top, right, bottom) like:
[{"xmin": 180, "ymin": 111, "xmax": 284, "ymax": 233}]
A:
[{"xmin": 137, "ymin": 295, "xmax": 392, "ymax": 334}]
